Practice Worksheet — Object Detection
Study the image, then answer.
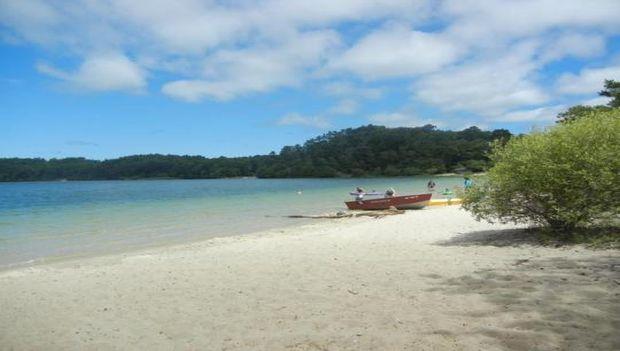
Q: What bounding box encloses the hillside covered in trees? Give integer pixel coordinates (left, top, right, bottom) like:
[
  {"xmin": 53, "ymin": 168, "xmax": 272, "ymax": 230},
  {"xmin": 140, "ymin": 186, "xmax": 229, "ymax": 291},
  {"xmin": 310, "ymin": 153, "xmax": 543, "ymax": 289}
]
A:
[{"xmin": 0, "ymin": 125, "xmax": 511, "ymax": 182}]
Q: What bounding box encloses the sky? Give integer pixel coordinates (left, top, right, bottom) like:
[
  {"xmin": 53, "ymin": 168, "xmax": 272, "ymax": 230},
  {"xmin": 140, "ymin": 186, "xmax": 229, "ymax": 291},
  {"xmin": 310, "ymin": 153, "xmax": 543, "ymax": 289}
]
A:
[{"xmin": 1, "ymin": 0, "xmax": 619, "ymax": 160}]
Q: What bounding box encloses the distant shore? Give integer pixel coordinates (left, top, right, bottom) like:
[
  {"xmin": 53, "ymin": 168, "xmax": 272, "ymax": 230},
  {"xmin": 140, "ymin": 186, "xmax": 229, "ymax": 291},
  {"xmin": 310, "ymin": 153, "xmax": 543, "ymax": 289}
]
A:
[
  {"xmin": 0, "ymin": 173, "xmax": 482, "ymax": 183},
  {"xmin": 1, "ymin": 206, "xmax": 617, "ymax": 350}
]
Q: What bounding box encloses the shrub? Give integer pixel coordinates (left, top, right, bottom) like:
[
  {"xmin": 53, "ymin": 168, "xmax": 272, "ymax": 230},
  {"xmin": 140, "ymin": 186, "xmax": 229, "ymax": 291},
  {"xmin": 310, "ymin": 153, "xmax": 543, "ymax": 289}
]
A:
[{"xmin": 462, "ymin": 109, "xmax": 620, "ymax": 233}]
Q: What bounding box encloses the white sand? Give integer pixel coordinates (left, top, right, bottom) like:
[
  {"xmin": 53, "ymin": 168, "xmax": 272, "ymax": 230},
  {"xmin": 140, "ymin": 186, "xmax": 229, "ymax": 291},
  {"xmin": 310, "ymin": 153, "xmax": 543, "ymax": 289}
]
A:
[{"xmin": 1, "ymin": 206, "xmax": 618, "ymax": 350}]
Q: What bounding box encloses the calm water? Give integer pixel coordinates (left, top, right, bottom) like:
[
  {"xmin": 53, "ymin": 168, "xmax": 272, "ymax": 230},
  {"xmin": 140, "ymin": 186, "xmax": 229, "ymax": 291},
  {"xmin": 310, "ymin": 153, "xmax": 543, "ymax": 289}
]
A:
[{"xmin": 0, "ymin": 177, "xmax": 462, "ymax": 268}]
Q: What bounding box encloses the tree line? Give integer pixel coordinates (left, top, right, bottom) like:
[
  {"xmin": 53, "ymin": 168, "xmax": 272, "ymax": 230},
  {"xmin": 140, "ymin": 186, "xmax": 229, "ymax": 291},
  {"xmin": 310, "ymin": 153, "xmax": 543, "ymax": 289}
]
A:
[{"xmin": 0, "ymin": 124, "xmax": 512, "ymax": 182}]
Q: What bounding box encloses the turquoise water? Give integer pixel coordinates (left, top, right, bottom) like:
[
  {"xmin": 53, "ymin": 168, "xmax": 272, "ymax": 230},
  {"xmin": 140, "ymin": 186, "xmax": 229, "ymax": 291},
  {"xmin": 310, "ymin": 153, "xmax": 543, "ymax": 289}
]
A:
[{"xmin": 0, "ymin": 177, "xmax": 463, "ymax": 267}]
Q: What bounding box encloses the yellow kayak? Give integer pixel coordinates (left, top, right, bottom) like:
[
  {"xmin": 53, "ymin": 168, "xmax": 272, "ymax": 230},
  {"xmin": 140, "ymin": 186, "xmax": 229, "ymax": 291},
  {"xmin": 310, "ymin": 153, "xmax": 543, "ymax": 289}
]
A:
[{"xmin": 428, "ymin": 198, "xmax": 462, "ymax": 206}]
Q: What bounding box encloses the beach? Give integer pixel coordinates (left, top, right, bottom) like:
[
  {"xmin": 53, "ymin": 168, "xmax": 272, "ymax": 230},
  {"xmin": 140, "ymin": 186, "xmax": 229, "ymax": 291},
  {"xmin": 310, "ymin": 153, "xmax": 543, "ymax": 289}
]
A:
[{"xmin": 1, "ymin": 206, "xmax": 618, "ymax": 350}]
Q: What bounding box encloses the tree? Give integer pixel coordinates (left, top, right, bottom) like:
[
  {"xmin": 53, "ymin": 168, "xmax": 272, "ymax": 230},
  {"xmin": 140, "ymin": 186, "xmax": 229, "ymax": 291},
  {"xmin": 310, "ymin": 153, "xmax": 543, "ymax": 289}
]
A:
[
  {"xmin": 556, "ymin": 105, "xmax": 611, "ymax": 124},
  {"xmin": 557, "ymin": 79, "xmax": 619, "ymax": 123},
  {"xmin": 599, "ymin": 79, "xmax": 620, "ymax": 108},
  {"xmin": 462, "ymin": 109, "xmax": 620, "ymax": 233}
]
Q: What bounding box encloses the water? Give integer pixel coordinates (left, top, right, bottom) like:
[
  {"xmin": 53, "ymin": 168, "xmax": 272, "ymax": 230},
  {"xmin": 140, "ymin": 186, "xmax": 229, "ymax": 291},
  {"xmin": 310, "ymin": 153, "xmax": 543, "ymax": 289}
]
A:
[{"xmin": 0, "ymin": 177, "xmax": 463, "ymax": 268}]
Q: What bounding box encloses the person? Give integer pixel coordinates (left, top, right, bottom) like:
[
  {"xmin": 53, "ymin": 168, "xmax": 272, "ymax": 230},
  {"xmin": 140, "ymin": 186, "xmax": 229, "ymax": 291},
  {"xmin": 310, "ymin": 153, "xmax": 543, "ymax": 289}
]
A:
[
  {"xmin": 427, "ymin": 179, "xmax": 436, "ymax": 192},
  {"xmin": 464, "ymin": 177, "xmax": 473, "ymax": 189},
  {"xmin": 384, "ymin": 187, "xmax": 396, "ymax": 197},
  {"xmin": 441, "ymin": 188, "xmax": 454, "ymax": 200},
  {"xmin": 355, "ymin": 187, "xmax": 365, "ymax": 201}
]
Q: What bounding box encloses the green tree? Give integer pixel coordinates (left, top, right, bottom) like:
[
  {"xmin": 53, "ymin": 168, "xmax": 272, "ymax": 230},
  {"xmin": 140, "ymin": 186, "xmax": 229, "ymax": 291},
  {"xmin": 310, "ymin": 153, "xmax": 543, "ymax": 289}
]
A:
[
  {"xmin": 557, "ymin": 79, "xmax": 620, "ymax": 123},
  {"xmin": 599, "ymin": 79, "xmax": 620, "ymax": 108},
  {"xmin": 462, "ymin": 109, "xmax": 620, "ymax": 233},
  {"xmin": 556, "ymin": 105, "xmax": 612, "ymax": 124}
]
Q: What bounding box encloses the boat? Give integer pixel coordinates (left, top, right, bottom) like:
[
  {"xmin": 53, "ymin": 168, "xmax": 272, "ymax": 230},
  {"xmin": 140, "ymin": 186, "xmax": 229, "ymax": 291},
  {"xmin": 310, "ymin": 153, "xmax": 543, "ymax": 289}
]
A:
[
  {"xmin": 348, "ymin": 191, "xmax": 384, "ymax": 196},
  {"xmin": 428, "ymin": 198, "xmax": 462, "ymax": 206},
  {"xmin": 345, "ymin": 193, "xmax": 432, "ymax": 210}
]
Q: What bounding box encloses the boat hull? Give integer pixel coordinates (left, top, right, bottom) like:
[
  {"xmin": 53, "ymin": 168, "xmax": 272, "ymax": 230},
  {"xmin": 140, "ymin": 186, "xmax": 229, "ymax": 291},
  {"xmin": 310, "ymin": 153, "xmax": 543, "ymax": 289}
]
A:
[{"xmin": 345, "ymin": 193, "xmax": 432, "ymax": 210}]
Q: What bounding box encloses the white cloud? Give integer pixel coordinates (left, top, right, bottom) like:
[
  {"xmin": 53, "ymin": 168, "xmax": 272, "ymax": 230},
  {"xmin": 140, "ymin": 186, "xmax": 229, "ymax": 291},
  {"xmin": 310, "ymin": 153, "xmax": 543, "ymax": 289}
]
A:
[
  {"xmin": 0, "ymin": 0, "xmax": 60, "ymax": 46},
  {"xmin": 0, "ymin": 0, "xmax": 425, "ymax": 55},
  {"xmin": 495, "ymin": 105, "xmax": 565, "ymax": 122},
  {"xmin": 257, "ymin": 0, "xmax": 427, "ymax": 27},
  {"xmin": 329, "ymin": 99, "xmax": 359, "ymax": 115},
  {"xmin": 329, "ymin": 24, "xmax": 462, "ymax": 79},
  {"xmin": 105, "ymin": 0, "xmax": 249, "ymax": 54},
  {"xmin": 1, "ymin": 0, "xmax": 424, "ymax": 99},
  {"xmin": 1, "ymin": 0, "xmax": 620, "ymax": 124},
  {"xmin": 162, "ymin": 30, "xmax": 340, "ymax": 101},
  {"xmin": 276, "ymin": 113, "xmax": 330, "ymax": 129},
  {"xmin": 540, "ymin": 33, "xmax": 606, "ymax": 62},
  {"xmin": 320, "ymin": 81, "xmax": 383, "ymax": 117},
  {"xmin": 582, "ymin": 96, "xmax": 611, "ymax": 106},
  {"xmin": 37, "ymin": 53, "xmax": 146, "ymax": 92},
  {"xmin": 160, "ymin": 80, "xmax": 213, "ymax": 102},
  {"xmin": 442, "ymin": 0, "xmax": 620, "ymax": 46},
  {"xmin": 556, "ymin": 65, "xmax": 620, "ymax": 95},
  {"xmin": 414, "ymin": 42, "xmax": 548, "ymax": 116},
  {"xmin": 368, "ymin": 112, "xmax": 439, "ymax": 128}
]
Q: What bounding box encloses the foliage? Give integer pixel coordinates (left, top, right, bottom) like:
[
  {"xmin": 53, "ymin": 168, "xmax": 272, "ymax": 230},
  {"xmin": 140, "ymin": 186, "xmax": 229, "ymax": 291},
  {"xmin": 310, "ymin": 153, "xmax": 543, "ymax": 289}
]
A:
[
  {"xmin": 599, "ymin": 79, "xmax": 620, "ymax": 108},
  {"xmin": 0, "ymin": 125, "xmax": 510, "ymax": 181},
  {"xmin": 557, "ymin": 79, "xmax": 620, "ymax": 123},
  {"xmin": 462, "ymin": 109, "xmax": 620, "ymax": 233},
  {"xmin": 556, "ymin": 105, "xmax": 612, "ymax": 124}
]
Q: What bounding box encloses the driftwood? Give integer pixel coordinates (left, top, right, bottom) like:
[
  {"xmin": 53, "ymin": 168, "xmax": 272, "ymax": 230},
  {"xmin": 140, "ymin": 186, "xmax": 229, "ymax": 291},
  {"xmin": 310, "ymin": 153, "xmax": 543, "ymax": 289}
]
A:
[{"xmin": 286, "ymin": 207, "xmax": 405, "ymax": 219}]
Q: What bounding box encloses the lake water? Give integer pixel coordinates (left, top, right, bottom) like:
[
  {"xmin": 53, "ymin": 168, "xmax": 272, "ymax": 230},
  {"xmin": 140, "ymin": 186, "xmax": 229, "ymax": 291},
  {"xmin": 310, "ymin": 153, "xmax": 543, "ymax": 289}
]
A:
[{"xmin": 0, "ymin": 176, "xmax": 463, "ymax": 268}]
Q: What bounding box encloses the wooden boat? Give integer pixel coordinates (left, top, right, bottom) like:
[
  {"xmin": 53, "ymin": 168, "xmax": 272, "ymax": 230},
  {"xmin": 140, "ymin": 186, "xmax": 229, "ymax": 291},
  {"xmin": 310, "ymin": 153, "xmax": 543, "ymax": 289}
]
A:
[{"xmin": 345, "ymin": 193, "xmax": 432, "ymax": 210}]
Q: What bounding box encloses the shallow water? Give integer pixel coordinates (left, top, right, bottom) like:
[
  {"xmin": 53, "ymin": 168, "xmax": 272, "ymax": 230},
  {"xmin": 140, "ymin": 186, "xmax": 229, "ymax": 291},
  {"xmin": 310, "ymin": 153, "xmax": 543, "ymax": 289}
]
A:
[{"xmin": 0, "ymin": 176, "xmax": 463, "ymax": 267}]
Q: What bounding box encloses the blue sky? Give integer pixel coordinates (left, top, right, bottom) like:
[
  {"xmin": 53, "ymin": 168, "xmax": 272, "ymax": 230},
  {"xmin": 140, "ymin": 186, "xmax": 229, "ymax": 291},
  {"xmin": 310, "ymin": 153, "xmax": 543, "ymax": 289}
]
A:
[{"xmin": 1, "ymin": 0, "xmax": 619, "ymax": 159}]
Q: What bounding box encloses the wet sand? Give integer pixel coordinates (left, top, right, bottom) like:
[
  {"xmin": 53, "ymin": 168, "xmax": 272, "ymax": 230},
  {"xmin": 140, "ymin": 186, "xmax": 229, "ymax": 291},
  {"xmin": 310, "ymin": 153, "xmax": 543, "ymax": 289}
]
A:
[{"xmin": 1, "ymin": 206, "xmax": 618, "ymax": 350}]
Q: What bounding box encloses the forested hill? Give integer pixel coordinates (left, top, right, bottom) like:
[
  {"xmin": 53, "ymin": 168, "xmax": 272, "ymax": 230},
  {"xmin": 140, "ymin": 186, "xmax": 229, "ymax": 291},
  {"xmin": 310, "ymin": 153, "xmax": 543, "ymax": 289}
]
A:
[{"xmin": 0, "ymin": 125, "xmax": 511, "ymax": 181}]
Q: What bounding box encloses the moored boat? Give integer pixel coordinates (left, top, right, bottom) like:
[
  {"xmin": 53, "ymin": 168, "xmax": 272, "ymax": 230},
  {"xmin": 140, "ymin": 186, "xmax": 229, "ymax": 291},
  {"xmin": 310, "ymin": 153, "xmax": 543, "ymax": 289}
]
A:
[{"xmin": 345, "ymin": 193, "xmax": 432, "ymax": 210}]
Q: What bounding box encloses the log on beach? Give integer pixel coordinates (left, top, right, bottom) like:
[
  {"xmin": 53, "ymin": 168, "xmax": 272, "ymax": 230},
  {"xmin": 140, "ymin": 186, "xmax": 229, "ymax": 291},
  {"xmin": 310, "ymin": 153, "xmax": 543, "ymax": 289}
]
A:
[{"xmin": 286, "ymin": 207, "xmax": 405, "ymax": 219}]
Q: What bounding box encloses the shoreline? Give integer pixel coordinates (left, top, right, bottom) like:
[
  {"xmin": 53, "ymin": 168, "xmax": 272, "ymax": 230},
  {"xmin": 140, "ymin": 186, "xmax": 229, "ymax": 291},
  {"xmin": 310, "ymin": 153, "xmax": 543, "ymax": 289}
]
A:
[
  {"xmin": 0, "ymin": 176, "xmax": 466, "ymax": 271},
  {"xmin": 0, "ymin": 205, "xmax": 458, "ymax": 273},
  {"xmin": 1, "ymin": 206, "xmax": 618, "ymax": 350},
  {"xmin": 1, "ymin": 206, "xmax": 464, "ymax": 275},
  {"xmin": 0, "ymin": 215, "xmax": 323, "ymax": 273}
]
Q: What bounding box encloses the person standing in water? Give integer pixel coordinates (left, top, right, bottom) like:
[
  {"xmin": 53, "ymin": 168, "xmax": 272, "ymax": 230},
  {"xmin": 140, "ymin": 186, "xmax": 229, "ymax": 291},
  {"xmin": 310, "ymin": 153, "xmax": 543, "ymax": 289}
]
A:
[{"xmin": 427, "ymin": 179, "xmax": 436, "ymax": 192}]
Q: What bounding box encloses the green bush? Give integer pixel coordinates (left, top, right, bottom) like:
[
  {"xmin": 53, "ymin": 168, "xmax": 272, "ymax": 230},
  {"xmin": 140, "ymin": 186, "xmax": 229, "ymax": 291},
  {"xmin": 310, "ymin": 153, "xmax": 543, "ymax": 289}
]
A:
[{"xmin": 462, "ymin": 109, "xmax": 620, "ymax": 233}]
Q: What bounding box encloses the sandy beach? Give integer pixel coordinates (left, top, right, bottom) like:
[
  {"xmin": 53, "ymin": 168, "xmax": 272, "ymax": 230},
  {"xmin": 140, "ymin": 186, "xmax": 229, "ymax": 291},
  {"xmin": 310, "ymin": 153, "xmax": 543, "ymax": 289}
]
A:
[{"xmin": 1, "ymin": 206, "xmax": 618, "ymax": 350}]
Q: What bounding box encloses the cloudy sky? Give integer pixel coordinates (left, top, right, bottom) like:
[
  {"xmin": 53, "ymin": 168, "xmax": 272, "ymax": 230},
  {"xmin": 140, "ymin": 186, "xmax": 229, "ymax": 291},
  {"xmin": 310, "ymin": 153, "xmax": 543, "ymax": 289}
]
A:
[{"xmin": 1, "ymin": 0, "xmax": 619, "ymax": 159}]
